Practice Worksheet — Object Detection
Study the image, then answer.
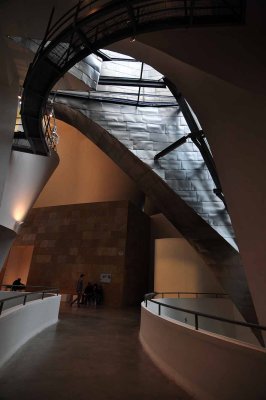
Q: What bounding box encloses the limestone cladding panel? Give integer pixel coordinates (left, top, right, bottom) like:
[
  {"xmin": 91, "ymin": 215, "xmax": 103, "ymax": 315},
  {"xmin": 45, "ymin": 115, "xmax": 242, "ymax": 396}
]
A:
[{"xmin": 15, "ymin": 201, "xmax": 144, "ymax": 307}]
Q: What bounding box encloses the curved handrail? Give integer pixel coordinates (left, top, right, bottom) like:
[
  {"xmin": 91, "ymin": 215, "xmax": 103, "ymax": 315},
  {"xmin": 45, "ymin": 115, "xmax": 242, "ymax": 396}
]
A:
[
  {"xmin": 33, "ymin": 0, "xmax": 245, "ymax": 64},
  {"xmin": 0, "ymin": 286, "xmax": 59, "ymax": 315},
  {"xmin": 151, "ymin": 291, "xmax": 229, "ymax": 298},
  {"xmin": 21, "ymin": 0, "xmax": 245, "ymax": 155},
  {"xmin": 144, "ymin": 294, "xmax": 266, "ymax": 347},
  {"xmin": 0, "ymin": 284, "xmax": 59, "ymax": 291}
]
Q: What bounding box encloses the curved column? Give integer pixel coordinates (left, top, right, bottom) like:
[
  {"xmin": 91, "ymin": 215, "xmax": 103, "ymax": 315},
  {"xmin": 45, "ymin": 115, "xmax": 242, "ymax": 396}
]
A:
[
  {"xmin": 0, "ymin": 35, "xmax": 19, "ymax": 204},
  {"xmin": 0, "ymin": 150, "xmax": 59, "ymax": 270},
  {"xmin": 0, "ymin": 226, "xmax": 17, "ymax": 274}
]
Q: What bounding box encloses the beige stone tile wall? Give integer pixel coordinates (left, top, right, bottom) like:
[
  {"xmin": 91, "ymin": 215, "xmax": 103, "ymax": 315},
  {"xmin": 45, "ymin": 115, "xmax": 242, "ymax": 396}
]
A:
[{"xmin": 14, "ymin": 201, "xmax": 150, "ymax": 307}]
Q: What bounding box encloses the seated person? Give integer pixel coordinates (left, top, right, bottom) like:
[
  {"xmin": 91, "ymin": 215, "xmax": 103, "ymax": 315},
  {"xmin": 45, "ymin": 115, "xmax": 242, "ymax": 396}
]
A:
[{"xmin": 11, "ymin": 278, "xmax": 25, "ymax": 291}]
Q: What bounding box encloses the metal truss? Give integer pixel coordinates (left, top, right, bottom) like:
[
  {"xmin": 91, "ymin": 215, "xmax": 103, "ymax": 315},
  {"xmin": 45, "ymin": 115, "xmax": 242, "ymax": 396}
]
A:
[{"xmin": 154, "ymin": 77, "xmax": 227, "ymax": 207}]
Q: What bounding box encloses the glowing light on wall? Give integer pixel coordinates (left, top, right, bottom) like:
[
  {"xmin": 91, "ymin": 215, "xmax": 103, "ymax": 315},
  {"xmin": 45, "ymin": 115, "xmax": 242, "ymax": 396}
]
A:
[{"xmin": 13, "ymin": 204, "xmax": 27, "ymax": 222}]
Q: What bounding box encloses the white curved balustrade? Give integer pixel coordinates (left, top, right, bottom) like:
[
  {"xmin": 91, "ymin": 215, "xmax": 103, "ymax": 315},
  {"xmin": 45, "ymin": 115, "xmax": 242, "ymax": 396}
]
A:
[
  {"xmin": 0, "ymin": 291, "xmax": 61, "ymax": 367},
  {"xmin": 140, "ymin": 301, "xmax": 266, "ymax": 400}
]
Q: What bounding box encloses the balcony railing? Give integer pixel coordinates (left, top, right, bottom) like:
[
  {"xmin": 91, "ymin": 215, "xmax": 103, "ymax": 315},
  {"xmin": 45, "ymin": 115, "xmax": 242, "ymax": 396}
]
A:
[
  {"xmin": 0, "ymin": 285, "xmax": 59, "ymax": 315},
  {"xmin": 144, "ymin": 292, "xmax": 266, "ymax": 347}
]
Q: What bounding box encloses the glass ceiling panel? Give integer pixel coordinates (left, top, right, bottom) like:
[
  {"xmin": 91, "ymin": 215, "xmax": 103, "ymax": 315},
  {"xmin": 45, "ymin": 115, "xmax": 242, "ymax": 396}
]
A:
[
  {"xmin": 96, "ymin": 49, "xmax": 176, "ymax": 105},
  {"xmin": 54, "ymin": 49, "xmax": 177, "ymax": 106},
  {"xmin": 99, "ymin": 49, "xmax": 164, "ymax": 81}
]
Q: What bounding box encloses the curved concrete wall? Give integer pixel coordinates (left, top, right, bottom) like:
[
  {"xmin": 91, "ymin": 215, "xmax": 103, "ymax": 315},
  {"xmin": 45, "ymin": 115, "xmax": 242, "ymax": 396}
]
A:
[
  {"xmin": 0, "ymin": 149, "xmax": 59, "ymax": 271},
  {"xmin": 140, "ymin": 305, "xmax": 266, "ymax": 400},
  {"xmin": 0, "ymin": 149, "xmax": 59, "ymax": 232},
  {"xmin": 0, "ymin": 226, "xmax": 16, "ymax": 274},
  {"xmin": 0, "ymin": 293, "xmax": 61, "ymax": 368},
  {"xmin": 0, "ymin": 35, "xmax": 19, "ymax": 204},
  {"xmin": 147, "ymin": 298, "xmax": 258, "ymax": 345}
]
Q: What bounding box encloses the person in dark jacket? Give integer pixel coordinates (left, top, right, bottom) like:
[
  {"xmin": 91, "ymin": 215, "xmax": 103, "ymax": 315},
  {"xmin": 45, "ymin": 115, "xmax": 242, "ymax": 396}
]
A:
[
  {"xmin": 11, "ymin": 278, "xmax": 25, "ymax": 291},
  {"xmin": 92, "ymin": 283, "xmax": 104, "ymax": 306},
  {"xmin": 83, "ymin": 282, "xmax": 93, "ymax": 305},
  {"xmin": 70, "ymin": 274, "xmax": 85, "ymax": 307}
]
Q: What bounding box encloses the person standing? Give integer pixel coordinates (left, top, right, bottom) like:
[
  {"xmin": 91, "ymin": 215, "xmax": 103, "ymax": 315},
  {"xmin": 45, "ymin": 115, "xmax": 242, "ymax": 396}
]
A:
[{"xmin": 70, "ymin": 274, "xmax": 85, "ymax": 307}]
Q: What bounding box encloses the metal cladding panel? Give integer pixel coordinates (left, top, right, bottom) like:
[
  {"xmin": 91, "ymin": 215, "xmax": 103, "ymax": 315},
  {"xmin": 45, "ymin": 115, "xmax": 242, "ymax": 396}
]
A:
[
  {"xmin": 66, "ymin": 53, "xmax": 102, "ymax": 91},
  {"xmin": 11, "ymin": 37, "xmax": 102, "ymax": 91},
  {"xmin": 56, "ymin": 95, "xmax": 237, "ymax": 249}
]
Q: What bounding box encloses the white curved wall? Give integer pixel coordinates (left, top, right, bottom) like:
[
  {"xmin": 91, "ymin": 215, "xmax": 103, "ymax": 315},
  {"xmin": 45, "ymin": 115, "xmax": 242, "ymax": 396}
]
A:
[
  {"xmin": 0, "ymin": 149, "xmax": 59, "ymax": 232},
  {"xmin": 147, "ymin": 298, "xmax": 258, "ymax": 345},
  {"xmin": 140, "ymin": 305, "xmax": 266, "ymax": 400},
  {"xmin": 0, "ymin": 149, "xmax": 59, "ymax": 271},
  {"xmin": 0, "ymin": 226, "xmax": 16, "ymax": 274},
  {"xmin": 0, "ymin": 293, "xmax": 61, "ymax": 368},
  {"xmin": 0, "ymin": 35, "xmax": 19, "ymax": 204}
]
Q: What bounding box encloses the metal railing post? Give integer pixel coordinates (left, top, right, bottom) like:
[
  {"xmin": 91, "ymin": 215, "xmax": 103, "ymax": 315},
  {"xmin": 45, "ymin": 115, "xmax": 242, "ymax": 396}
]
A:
[
  {"xmin": 144, "ymin": 292, "xmax": 266, "ymax": 347},
  {"xmin": 195, "ymin": 314, "xmax": 199, "ymax": 330},
  {"xmin": 0, "ymin": 286, "xmax": 59, "ymax": 316}
]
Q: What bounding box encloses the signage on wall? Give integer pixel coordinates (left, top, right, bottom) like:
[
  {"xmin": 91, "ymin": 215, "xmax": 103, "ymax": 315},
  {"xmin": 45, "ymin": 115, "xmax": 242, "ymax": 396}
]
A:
[{"xmin": 100, "ymin": 273, "xmax": 111, "ymax": 283}]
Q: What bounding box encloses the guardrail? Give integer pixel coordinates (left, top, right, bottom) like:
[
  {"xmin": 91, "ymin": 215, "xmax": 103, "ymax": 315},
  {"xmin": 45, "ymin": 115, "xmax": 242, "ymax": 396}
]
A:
[
  {"xmin": 144, "ymin": 292, "xmax": 266, "ymax": 347},
  {"xmin": 0, "ymin": 285, "xmax": 59, "ymax": 316},
  {"xmin": 152, "ymin": 291, "xmax": 228, "ymax": 299}
]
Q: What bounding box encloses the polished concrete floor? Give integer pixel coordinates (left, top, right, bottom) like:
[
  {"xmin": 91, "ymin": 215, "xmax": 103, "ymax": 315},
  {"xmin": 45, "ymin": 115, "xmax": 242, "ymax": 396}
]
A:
[{"xmin": 0, "ymin": 303, "xmax": 192, "ymax": 400}]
